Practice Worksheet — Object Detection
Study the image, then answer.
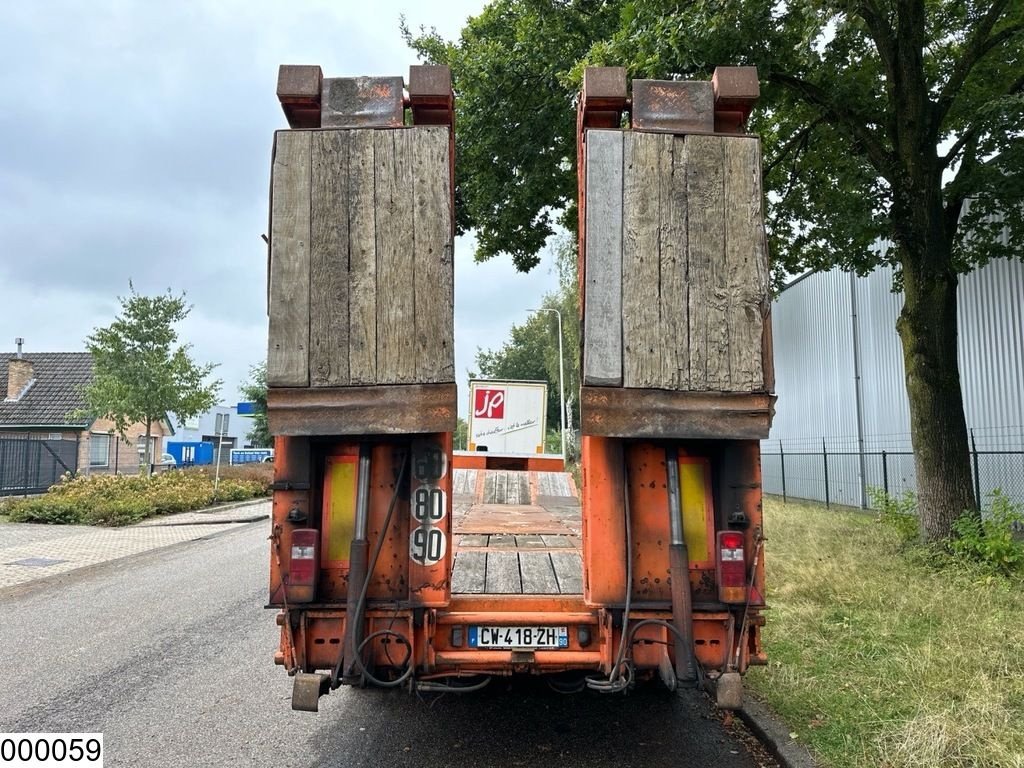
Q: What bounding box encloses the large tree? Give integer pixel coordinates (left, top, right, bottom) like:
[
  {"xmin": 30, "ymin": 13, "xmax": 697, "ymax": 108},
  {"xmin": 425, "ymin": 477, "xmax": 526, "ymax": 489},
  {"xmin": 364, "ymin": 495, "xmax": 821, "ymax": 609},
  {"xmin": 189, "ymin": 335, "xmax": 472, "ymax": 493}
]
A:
[
  {"xmin": 409, "ymin": 0, "xmax": 1023, "ymax": 540},
  {"xmin": 84, "ymin": 287, "xmax": 221, "ymax": 473},
  {"xmin": 240, "ymin": 362, "xmax": 271, "ymax": 448}
]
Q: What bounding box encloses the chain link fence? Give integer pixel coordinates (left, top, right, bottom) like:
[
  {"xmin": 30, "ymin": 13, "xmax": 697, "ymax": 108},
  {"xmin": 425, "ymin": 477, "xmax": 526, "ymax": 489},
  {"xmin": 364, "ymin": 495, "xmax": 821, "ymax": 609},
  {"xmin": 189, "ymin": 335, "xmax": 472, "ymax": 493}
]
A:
[{"xmin": 762, "ymin": 429, "xmax": 1024, "ymax": 510}]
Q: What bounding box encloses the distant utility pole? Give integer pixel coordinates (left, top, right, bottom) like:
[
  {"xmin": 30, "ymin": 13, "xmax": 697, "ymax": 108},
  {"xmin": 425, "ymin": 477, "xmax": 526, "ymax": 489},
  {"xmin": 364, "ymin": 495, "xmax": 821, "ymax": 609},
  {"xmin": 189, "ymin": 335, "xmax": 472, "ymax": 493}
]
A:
[{"xmin": 213, "ymin": 411, "xmax": 230, "ymax": 495}]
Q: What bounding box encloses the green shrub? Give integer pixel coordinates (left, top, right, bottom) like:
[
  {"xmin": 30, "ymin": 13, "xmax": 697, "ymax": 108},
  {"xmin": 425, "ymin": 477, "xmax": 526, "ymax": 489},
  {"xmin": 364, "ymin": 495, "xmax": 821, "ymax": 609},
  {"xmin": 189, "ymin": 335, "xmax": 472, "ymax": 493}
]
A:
[
  {"xmin": 5, "ymin": 497, "xmax": 83, "ymax": 525},
  {"xmin": 82, "ymin": 497, "xmax": 151, "ymax": 526},
  {"xmin": 867, "ymin": 487, "xmax": 919, "ymax": 545},
  {"xmin": 949, "ymin": 490, "xmax": 1024, "ymax": 576},
  {"xmin": 4, "ymin": 467, "xmax": 270, "ymax": 527}
]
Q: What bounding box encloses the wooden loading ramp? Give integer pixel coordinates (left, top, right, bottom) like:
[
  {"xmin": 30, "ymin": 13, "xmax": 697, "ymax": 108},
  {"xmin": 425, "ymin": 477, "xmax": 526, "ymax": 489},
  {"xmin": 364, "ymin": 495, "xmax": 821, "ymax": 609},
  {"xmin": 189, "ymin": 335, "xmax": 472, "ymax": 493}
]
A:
[{"xmin": 450, "ymin": 469, "xmax": 582, "ymax": 595}]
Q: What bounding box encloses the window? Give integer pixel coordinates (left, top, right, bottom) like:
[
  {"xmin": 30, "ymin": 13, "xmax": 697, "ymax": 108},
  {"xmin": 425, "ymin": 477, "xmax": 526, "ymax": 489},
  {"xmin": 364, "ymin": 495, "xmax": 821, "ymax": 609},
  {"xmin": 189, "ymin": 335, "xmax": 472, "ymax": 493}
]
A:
[{"xmin": 90, "ymin": 432, "xmax": 111, "ymax": 467}]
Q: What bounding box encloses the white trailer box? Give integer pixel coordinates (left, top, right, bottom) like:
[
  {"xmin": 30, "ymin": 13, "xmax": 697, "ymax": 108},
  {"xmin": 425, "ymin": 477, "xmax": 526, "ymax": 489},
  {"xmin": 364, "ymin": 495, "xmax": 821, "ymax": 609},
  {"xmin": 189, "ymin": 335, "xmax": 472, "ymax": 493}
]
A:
[{"xmin": 468, "ymin": 380, "xmax": 548, "ymax": 454}]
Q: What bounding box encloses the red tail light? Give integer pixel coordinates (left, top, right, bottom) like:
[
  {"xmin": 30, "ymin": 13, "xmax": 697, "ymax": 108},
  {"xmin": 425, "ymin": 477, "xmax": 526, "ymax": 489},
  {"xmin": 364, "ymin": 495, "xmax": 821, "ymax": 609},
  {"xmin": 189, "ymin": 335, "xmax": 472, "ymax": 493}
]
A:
[
  {"xmin": 717, "ymin": 531, "xmax": 747, "ymax": 604},
  {"xmin": 287, "ymin": 529, "xmax": 318, "ymax": 603}
]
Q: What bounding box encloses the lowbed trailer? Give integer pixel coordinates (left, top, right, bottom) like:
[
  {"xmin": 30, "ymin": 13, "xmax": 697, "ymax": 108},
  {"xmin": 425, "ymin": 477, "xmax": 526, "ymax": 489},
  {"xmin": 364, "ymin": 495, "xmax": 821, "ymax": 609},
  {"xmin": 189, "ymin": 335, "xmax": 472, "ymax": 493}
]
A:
[{"xmin": 265, "ymin": 64, "xmax": 774, "ymax": 711}]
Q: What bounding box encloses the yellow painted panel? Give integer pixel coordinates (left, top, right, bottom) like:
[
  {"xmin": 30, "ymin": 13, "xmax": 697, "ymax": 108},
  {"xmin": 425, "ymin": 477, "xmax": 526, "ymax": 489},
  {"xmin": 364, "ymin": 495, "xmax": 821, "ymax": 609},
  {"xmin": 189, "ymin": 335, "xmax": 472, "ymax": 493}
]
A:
[
  {"xmin": 679, "ymin": 461, "xmax": 710, "ymax": 564},
  {"xmin": 325, "ymin": 459, "xmax": 357, "ymax": 564}
]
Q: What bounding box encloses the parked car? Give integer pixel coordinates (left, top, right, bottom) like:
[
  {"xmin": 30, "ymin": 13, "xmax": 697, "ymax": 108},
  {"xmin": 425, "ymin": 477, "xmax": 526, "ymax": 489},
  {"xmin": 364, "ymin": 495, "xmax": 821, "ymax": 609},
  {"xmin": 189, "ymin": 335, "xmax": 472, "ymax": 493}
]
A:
[{"xmin": 158, "ymin": 452, "xmax": 177, "ymax": 469}]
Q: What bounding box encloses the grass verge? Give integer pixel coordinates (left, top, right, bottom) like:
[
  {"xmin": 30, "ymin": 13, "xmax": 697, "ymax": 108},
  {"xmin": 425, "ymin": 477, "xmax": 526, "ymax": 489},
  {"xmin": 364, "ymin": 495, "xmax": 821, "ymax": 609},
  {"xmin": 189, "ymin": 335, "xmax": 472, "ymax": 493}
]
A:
[
  {"xmin": 747, "ymin": 497, "xmax": 1024, "ymax": 768},
  {"xmin": 0, "ymin": 464, "xmax": 272, "ymax": 527}
]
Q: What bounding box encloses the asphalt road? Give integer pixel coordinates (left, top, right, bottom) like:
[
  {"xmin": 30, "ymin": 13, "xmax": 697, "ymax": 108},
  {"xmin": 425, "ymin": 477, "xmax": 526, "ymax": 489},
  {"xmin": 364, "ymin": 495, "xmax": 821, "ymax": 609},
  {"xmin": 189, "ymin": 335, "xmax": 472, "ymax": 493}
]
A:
[{"xmin": 0, "ymin": 523, "xmax": 777, "ymax": 768}]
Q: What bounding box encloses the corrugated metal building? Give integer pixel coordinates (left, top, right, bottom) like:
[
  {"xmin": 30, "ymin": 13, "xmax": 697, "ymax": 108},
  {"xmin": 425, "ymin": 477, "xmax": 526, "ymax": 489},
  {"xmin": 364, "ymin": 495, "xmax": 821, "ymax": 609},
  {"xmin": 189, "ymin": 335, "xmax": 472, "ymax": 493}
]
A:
[{"xmin": 762, "ymin": 255, "xmax": 1024, "ymax": 508}]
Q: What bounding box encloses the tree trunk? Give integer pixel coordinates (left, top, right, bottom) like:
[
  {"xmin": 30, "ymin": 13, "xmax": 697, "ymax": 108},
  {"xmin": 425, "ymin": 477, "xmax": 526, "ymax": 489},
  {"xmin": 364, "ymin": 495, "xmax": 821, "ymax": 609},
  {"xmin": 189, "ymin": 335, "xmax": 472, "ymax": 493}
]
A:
[{"xmin": 896, "ymin": 259, "xmax": 977, "ymax": 541}]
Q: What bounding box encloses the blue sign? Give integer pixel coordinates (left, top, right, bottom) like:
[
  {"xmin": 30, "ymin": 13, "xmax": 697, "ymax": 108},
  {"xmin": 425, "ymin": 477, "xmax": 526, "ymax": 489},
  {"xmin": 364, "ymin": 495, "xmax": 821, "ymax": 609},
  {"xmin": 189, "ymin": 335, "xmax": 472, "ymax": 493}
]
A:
[
  {"xmin": 230, "ymin": 448, "xmax": 274, "ymax": 465},
  {"xmin": 237, "ymin": 402, "xmax": 258, "ymax": 415}
]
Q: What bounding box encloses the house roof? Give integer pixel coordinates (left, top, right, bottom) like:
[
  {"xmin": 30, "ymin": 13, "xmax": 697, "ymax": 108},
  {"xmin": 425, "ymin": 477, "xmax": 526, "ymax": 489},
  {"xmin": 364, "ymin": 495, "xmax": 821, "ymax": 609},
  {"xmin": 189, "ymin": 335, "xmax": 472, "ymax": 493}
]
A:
[{"xmin": 0, "ymin": 353, "xmax": 94, "ymax": 428}]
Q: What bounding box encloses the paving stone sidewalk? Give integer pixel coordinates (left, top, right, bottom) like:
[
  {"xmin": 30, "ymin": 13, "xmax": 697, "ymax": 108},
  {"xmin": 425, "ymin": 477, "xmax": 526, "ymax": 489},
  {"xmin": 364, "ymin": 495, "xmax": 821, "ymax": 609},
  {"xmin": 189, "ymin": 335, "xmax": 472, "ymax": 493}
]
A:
[{"xmin": 0, "ymin": 499, "xmax": 270, "ymax": 591}]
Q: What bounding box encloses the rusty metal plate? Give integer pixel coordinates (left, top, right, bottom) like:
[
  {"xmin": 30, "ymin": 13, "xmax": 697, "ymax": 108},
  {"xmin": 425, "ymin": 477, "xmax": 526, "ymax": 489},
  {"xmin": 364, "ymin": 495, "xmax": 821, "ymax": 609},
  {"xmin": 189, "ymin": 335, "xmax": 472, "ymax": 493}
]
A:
[
  {"xmin": 583, "ymin": 67, "xmax": 627, "ymax": 102},
  {"xmin": 277, "ymin": 64, "xmax": 323, "ymax": 129},
  {"xmin": 267, "ymin": 383, "xmax": 457, "ymax": 436},
  {"xmin": 711, "ymin": 66, "xmax": 760, "ymax": 106},
  {"xmin": 580, "ymin": 387, "xmax": 775, "ymax": 439},
  {"xmin": 277, "ymin": 64, "xmax": 322, "ymax": 101},
  {"xmin": 408, "ymin": 65, "xmax": 451, "ymax": 100},
  {"xmin": 321, "ymin": 76, "xmax": 405, "ymax": 128},
  {"xmin": 631, "ymin": 80, "xmax": 714, "ymax": 134}
]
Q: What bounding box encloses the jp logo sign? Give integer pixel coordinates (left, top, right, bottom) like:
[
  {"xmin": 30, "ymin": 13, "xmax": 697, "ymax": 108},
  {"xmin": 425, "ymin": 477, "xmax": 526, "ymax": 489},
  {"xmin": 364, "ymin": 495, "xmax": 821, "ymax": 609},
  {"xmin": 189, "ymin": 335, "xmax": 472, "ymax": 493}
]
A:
[{"xmin": 474, "ymin": 388, "xmax": 505, "ymax": 419}]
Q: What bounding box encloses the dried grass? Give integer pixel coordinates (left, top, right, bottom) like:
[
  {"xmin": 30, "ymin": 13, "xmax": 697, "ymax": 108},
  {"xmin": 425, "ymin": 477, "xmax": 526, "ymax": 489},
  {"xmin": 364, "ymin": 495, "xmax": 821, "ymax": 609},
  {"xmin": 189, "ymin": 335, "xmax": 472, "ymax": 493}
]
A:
[{"xmin": 747, "ymin": 498, "xmax": 1024, "ymax": 768}]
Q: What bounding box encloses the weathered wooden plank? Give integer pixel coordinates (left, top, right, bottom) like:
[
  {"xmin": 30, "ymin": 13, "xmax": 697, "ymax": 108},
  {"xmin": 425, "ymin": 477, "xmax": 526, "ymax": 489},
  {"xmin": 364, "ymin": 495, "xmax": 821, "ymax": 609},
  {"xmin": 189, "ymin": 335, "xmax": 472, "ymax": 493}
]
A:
[
  {"xmin": 540, "ymin": 535, "xmax": 573, "ymax": 548},
  {"xmin": 375, "ymin": 130, "xmax": 417, "ymax": 384},
  {"xmin": 488, "ymin": 534, "xmax": 516, "ymax": 549},
  {"xmin": 583, "ymin": 130, "xmax": 624, "ymax": 387},
  {"xmin": 622, "ymin": 132, "xmax": 664, "ymax": 388},
  {"xmin": 485, "ymin": 552, "xmax": 522, "ymax": 594},
  {"xmin": 516, "ymin": 534, "xmax": 547, "ymax": 549},
  {"xmin": 519, "ymin": 553, "xmax": 560, "ymax": 594},
  {"xmin": 660, "ymin": 136, "xmax": 688, "ymax": 389},
  {"xmin": 724, "ymin": 136, "xmax": 768, "ymax": 392},
  {"xmin": 266, "ymin": 383, "xmax": 457, "ymax": 436},
  {"xmin": 412, "ymin": 127, "xmax": 455, "ymax": 382},
  {"xmin": 268, "ymin": 130, "xmax": 311, "ymax": 387},
  {"xmin": 550, "ymin": 551, "xmax": 584, "ymax": 594},
  {"xmin": 685, "ymin": 134, "xmax": 727, "ymax": 390},
  {"xmin": 347, "ymin": 130, "xmax": 377, "ymax": 384},
  {"xmin": 457, "ymin": 534, "xmax": 489, "ymax": 548},
  {"xmin": 451, "ymin": 552, "xmax": 486, "ymax": 594},
  {"xmin": 310, "ymin": 130, "xmax": 350, "ymax": 387},
  {"xmin": 580, "ymin": 386, "xmax": 775, "ymax": 439}
]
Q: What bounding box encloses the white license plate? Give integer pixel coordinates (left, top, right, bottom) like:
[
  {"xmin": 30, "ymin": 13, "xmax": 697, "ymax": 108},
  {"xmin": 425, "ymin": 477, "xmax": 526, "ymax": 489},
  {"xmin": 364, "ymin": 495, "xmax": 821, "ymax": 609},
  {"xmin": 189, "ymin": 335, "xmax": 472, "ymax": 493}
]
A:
[{"xmin": 468, "ymin": 625, "xmax": 569, "ymax": 649}]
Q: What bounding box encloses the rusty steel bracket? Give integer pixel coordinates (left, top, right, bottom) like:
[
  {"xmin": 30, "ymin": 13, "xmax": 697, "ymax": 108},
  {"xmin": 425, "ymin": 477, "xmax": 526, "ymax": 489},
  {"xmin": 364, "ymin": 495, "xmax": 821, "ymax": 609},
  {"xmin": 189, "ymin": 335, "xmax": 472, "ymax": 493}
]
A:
[
  {"xmin": 712, "ymin": 66, "xmax": 760, "ymax": 134},
  {"xmin": 408, "ymin": 65, "xmax": 453, "ymax": 127},
  {"xmin": 580, "ymin": 67, "xmax": 628, "ymax": 130},
  {"xmin": 276, "ymin": 65, "xmax": 323, "ymax": 128},
  {"xmin": 321, "ymin": 76, "xmax": 405, "ymax": 128},
  {"xmin": 631, "ymin": 79, "xmax": 714, "ymax": 134}
]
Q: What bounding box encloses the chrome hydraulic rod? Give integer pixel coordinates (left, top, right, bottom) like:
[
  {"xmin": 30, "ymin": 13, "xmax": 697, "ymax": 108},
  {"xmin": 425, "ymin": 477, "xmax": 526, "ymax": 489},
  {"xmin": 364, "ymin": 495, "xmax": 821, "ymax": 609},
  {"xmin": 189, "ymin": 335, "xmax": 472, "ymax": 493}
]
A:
[
  {"xmin": 665, "ymin": 447, "xmax": 697, "ymax": 684},
  {"xmin": 342, "ymin": 444, "xmax": 373, "ymax": 682}
]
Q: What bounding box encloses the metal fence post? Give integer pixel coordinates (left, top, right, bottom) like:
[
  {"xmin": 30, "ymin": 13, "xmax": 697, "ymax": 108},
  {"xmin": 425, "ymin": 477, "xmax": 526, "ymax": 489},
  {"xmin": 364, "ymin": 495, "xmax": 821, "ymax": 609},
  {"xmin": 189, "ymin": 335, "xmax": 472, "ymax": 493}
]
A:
[
  {"xmin": 970, "ymin": 428, "xmax": 981, "ymax": 506},
  {"xmin": 823, "ymin": 438, "xmax": 830, "ymax": 509},
  {"xmin": 22, "ymin": 435, "xmax": 29, "ymax": 497},
  {"xmin": 779, "ymin": 440, "xmax": 787, "ymax": 504},
  {"xmin": 882, "ymin": 450, "xmax": 889, "ymax": 496}
]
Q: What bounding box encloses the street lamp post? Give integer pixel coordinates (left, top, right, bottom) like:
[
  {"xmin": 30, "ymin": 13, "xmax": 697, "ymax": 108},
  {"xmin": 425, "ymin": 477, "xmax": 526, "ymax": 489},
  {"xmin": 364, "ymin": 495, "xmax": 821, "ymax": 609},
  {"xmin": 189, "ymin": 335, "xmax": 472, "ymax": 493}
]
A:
[{"xmin": 529, "ymin": 308, "xmax": 566, "ymax": 460}]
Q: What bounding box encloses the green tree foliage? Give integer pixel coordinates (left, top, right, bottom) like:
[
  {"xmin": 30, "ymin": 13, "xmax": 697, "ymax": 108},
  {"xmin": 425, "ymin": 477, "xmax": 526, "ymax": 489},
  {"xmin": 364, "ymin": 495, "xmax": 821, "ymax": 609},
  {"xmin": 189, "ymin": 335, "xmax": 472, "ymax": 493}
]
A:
[
  {"xmin": 83, "ymin": 287, "xmax": 221, "ymax": 472},
  {"xmin": 409, "ymin": 0, "xmax": 1023, "ymax": 540},
  {"xmin": 403, "ymin": 3, "xmax": 622, "ymax": 270},
  {"xmin": 240, "ymin": 362, "xmax": 271, "ymax": 448},
  {"xmin": 475, "ymin": 237, "xmax": 581, "ymax": 438},
  {"xmin": 455, "ymin": 417, "xmax": 469, "ymax": 450}
]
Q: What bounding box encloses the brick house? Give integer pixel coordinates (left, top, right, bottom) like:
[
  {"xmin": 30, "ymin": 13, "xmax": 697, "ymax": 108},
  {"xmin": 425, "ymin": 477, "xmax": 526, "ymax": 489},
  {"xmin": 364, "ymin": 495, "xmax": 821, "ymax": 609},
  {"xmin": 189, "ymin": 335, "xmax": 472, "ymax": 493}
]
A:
[{"xmin": 0, "ymin": 351, "xmax": 173, "ymax": 480}]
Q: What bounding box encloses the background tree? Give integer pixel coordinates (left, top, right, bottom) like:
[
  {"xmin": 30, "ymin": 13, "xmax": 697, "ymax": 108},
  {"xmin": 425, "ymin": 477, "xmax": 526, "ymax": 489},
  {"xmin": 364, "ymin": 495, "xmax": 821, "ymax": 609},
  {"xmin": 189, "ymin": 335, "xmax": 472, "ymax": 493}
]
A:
[
  {"xmin": 409, "ymin": 0, "xmax": 1024, "ymax": 540},
  {"xmin": 454, "ymin": 417, "xmax": 469, "ymax": 451},
  {"xmin": 474, "ymin": 237, "xmax": 581, "ymax": 450},
  {"xmin": 240, "ymin": 362, "xmax": 271, "ymax": 448},
  {"xmin": 84, "ymin": 287, "xmax": 221, "ymax": 473}
]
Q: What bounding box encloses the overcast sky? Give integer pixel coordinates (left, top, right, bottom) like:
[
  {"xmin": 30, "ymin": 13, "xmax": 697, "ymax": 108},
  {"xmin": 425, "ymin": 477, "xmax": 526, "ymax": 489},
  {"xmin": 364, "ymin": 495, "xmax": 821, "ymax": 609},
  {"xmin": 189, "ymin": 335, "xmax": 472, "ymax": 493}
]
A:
[{"xmin": 0, "ymin": 0, "xmax": 559, "ymax": 415}]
